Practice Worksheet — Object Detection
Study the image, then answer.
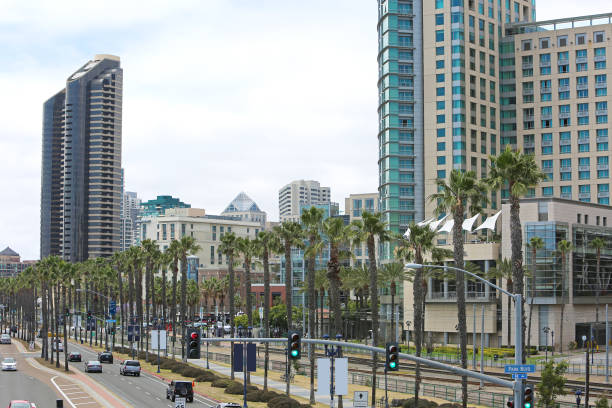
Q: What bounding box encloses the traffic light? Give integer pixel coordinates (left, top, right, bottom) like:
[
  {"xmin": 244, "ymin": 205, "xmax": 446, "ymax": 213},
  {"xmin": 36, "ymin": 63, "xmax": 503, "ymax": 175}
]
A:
[
  {"xmin": 506, "ymin": 397, "xmax": 514, "ymax": 408},
  {"xmin": 524, "ymin": 384, "xmax": 534, "ymax": 408},
  {"xmin": 65, "ymin": 308, "xmax": 69, "ymax": 317},
  {"xmin": 288, "ymin": 331, "xmax": 301, "ymax": 360},
  {"xmin": 186, "ymin": 328, "xmax": 200, "ymax": 359},
  {"xmin": 385, "ymin": 342, "xmax": 399, "ymax": 371},
  {"xmin": 87, "ymin": 311, "xmax": 92, "ymax": 320}
]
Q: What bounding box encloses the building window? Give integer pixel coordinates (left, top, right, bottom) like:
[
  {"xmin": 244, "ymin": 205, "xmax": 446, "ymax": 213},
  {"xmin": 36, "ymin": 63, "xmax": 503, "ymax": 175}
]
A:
[
  {"xmin": 576, "ymin": 33, "xmax": 586, "ymax": 45},
  {"xmin": 594, "ymin": 31, "xmax": 605, "ymax": 43},
  {"xmin": 542, "ymin": 187, "xmax": 553, "ymax": 197},
  {"xmin": 436, "ymin": 46, "xmax": 445, "ymax": 56},
  {"xmin": 210, "ymin": 246, "xmax": 215, "ymax": 264},
  {"xmin": 435, "ymin": 0, "xmax": 444, "ymax": 8},
  {"xmin": 435, "ymin": 13, "xmax": 444, "ymax": 25}
]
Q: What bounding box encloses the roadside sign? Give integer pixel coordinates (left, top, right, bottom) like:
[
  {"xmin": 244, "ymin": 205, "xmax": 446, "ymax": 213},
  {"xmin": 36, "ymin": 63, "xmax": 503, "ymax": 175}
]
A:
[
  {"xmin": 512, "ymin": 373, "xmax": 528, "ymax": 379},
  {"xmin": 151, "ymin": 330, "xmax": 167, "ymax": 350},
  {"xmin": 504, "ymin": 364, "xmax": 535, "ymax": 374},
  {"xmin": 174, "ymin": 397, "xmax": 186, "ymax": 408},
  {"xmin": 106, "ymin": 319, "xmax": 116, "ymax": 323},
  {"xmin": 353, "ymin": 390, "xmax": 369, "ymax": 407},
  {"xmin": 109, "ymin": 301, "xmax": 116, "ymax": 316}
]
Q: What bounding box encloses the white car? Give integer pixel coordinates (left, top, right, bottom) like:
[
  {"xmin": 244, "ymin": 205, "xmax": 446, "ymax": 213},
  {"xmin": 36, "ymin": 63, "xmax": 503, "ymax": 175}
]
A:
[
  {"xmin": 214, "ymin": 404, "xmax": 241, "ymax": 408},
  {"xmin": 2, "ymin": 357, "xmax": 17, "ymax": 371},
  {"xmin": 0, "ymin": 334, "xmax": 11, "ymax": 344}
]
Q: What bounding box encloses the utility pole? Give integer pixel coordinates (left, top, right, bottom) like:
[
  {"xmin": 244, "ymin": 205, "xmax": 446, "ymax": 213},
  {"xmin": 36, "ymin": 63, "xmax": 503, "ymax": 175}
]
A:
[{"xmin": 585, "ymin": 334, "xmax": 590, "ymax": 408}]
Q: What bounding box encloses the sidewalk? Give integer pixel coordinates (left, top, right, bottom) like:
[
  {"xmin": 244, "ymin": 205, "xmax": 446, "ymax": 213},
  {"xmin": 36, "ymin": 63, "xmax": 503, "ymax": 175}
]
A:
[{"xmin": 190, "ymin": 359, "xmax": 356, "ymax": 408}]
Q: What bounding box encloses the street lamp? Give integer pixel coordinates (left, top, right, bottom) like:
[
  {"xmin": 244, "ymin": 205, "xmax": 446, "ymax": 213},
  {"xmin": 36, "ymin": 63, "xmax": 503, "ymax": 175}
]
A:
[
  {"xmin": 323, "ymin": 333, "xmax": 343, "ymax": 408},
  {"xmin": 405, "ymin": 320, "xmax": 411, "ymax": 352},
  {"xmin": 405, "ymin": 263, "xmax": 524, "ymax": 407},
  {"xmin": 543, "ymin": 327, "xmax": 551, "ymax": 362}
]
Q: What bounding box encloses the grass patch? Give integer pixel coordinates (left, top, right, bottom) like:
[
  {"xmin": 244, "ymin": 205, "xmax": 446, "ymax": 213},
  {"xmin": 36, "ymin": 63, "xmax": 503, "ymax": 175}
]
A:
[{"xmin": 34, "ymin": 357, "xmax": 74, "ymax": 374}]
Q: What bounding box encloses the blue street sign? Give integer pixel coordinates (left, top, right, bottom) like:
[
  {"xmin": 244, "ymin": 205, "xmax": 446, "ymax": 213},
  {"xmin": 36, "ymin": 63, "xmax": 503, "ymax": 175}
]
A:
[
  {"xmin": 512, "ymin": 373, "xmax": 528, "ymax": 379},
  {"xmin": 504, "ymin": 364, "xmax": 536, "ymax": 373},
  {"xmin": 106, "ymin": 319, "xmax": 116, "ymax": 323},
  {"xmin": 109, "ymin": 301, "xmax": 116, "ymax": 316}
]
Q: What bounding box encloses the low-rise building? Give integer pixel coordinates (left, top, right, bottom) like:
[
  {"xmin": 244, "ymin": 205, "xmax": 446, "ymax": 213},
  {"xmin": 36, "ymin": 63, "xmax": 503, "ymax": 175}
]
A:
[{"xmin": 0, "ymin": 247, "xmax": 36, "ymax": 278}]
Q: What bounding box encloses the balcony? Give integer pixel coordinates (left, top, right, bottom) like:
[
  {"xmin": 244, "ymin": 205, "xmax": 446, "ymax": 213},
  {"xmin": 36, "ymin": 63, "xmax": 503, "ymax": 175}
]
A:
[
  {"xmin": 523, "ymin": 88, "xmax": 534, "ymax": 95},
  {"xmin": 540, "ymin": 60, "xmax": 551, "ymax": 67},
  {"xmin": 579, "ymin": 165, "xmax": 590, "ymax": 171},
  {"xmin": 595, "ymin": 55, "xmax": 607, "ymax": 63},
  {"xmin": 579, "ymin": 192, "xmax": 591, "ymax": 199},
  {"xmin": 597, "ymin": 136, "xmax": 609, "ymax": 143},
  {"xmin": 522, "ymin": 62, "xmax": 533, "ymax": 69},
  {"xmin": 576, "ymin": 56, "xmax": 588, "ymax": 64},
  {"xmin": 523, "ymin": 114, "xmax": 535, "ymax": 121},
  {"xmin": 578, "ymin": 137, "xmax": 590, "ymax": 144},
  {"xmin": 542, "ymin": 139, "xmax": 553, "ymax": 147},
  {"xmin": 523, "ymin": 141, "xmax": 535, "ymax": 148},
  {"xmin": 596, "ymin": 82, "xmax": 607, "ymax": 89},
  {"xmin": 560, "ymin": 166, "xmax": 572, "ymax": 172},
  {"xmin": 598, "ymin": 191, "xmax": 610, "ymax": 198},
  {"xmin": 577, "ymin": 110, "xmax": 589, "ymax": 117},
  {"xmin": 541, "ymin": 86, "xmax": 552, "ymax": 93},
  {"xmin": 559, "ymin": 112, "xmax": 571, "ymax": 119},
  {"xmin": 560, "ymin": 138, "xmax": 572, "ymax": 146},
  {"xmin": 561, "ymin": 192, "xmax": 572, "ymax": 199},
  {"xmin": 596, "ymin": 109, "xmax": 608, "ymax": 116},
  {"xmin": 541, "ymin": 113, "xmax": 552, "ymax": 120},
  {"xmin": 427, "ymin": 291, "xmax": 498, "ymax": 302},
  {"xmin": 597, "ymin": 164, "xmax": 609, "ymax": 171},
  {"xmin": 559, "ymin": 85, "xmax": 570, "ymax": 92},
  {"xmin": 558, "ymin": 58, "xmax": 569, "ymax": 66},
  {"xmin": 577, "ymin": 83, "xmax": 589, "ymax": 91}
]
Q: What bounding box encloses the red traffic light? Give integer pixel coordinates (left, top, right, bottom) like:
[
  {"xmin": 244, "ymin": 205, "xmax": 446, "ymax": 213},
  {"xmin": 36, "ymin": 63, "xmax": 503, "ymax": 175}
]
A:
[{"xmin": 191, "ymin": 332, "xmax": 199, "ymax": 340}]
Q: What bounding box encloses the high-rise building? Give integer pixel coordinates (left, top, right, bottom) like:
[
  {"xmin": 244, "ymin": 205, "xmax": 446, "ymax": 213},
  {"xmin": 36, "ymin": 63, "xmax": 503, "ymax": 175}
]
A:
[
  {"xmin": 278, "ymin": 180, "xmax": 332, "ymax": 222},
  {"xmin": 141, "ymin": 195, "xmax": 190, "ymax": 217},
  {"xmin": 220, "ymin": 192, "xmax": 267, "ymax": 227},
  {"xmin": 41, "ymin": 54, "xmax": 123, "ymax": 262},
  {"xmin": 120, "ymin": 191, "xmax": 141, "ymax": 251},
  {"xmin": 503, "ymin": 14, "xmax": 612, "ymax": 204},
  {"xmin": 377, "ymin": 0, "xmax": 535, "ymax": 241}
]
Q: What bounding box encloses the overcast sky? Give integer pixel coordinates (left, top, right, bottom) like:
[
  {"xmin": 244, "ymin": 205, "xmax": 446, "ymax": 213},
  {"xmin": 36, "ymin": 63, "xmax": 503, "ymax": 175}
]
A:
[{"xmin": 1, "ymin": 0, "xmax": 609, "ymax": 260}]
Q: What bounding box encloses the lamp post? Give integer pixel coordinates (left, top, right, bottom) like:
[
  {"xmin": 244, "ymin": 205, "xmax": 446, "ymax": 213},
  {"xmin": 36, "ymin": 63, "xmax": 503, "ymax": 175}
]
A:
[
  {"xmin": 323, "ymin": 333, "xmax": 343, "ymax": 408},
  {"xmin": 405, "ymin": 320, "xmax": 411, "ymax": 351},
  {"xmin": 405, "ymin": 263, "xmax": 524, "ymax": 408},
  {"xmin": 543, "ymin": 327, "xmax": 551, "ymax": 362}
]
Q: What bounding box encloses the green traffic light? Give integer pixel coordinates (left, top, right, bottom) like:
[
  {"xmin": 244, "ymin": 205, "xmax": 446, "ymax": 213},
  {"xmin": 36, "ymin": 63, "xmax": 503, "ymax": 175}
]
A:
[
  {"xmin": 291, "ymin": 350, "xmax": 299, "ymax": 357},
  {"xmin": 524, "ymin": 404, "xmax": 531, "ymax": 408},
  {"xmin": 389, "ymin": 361, "xmax": 396, "ymax": 369}
]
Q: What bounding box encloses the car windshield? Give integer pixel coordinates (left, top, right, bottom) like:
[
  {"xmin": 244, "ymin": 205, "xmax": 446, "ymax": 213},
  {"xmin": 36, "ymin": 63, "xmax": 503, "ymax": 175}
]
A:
[
  {"xmin": 175, "ymin": 382, "xmax": 192, "ymax": 392},
  {"xmin": 126, "ymin": 361, "xmax": 140, "ymax": 366},
  {"xmin": 11, "ymin": 403, "xmax": 31, "ymax": 408},
  {"xmin": 88, "ymin": 361, "xmax": 100, "ymax": 365},
  {"xmin": 71, "ymin": 352, "xmax": 80, "ymax": 356},
  {"xmin": 1, "ymin": 334, "xmax": 10, "ymax": 338},
  {"xmin": 3, "ymin": 358, "xmax": 15, "ymax": 363}
]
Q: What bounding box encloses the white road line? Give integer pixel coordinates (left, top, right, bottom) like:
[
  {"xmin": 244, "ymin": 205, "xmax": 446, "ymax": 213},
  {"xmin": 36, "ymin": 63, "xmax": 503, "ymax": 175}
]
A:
[
  {"xmin": 73, "ymin": 402, "xmax": 98, "ymax": 405},
  {"xmin": 50, "ymin": 376, "xmax": 78, "ymax": 408}
]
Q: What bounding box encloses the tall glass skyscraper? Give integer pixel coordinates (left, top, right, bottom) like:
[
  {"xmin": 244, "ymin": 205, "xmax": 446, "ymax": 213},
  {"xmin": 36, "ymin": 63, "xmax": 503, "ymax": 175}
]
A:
[{"xmin": 41, "ymin": 55, "xmax": 123, "ymax": 262}]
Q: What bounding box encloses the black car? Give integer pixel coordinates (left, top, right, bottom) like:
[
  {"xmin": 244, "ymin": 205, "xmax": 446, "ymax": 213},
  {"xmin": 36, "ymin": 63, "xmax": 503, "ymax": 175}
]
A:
[
  {"xmin": 166, "ymin": 380, "xmax": 194, "ymax": 402},
  {"xmin": 98, "ymin": 351, "xmax": 113, "ymax": 364},
  {"xmin": 68, "ymin": 352, "xmax": 82, "ymax": 362}
]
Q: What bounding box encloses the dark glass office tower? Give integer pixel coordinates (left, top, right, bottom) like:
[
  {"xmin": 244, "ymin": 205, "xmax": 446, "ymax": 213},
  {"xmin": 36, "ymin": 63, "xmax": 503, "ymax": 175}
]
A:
[{"xmin": 41, "ymin": 54, "xmax": 123, "ymax": 262}]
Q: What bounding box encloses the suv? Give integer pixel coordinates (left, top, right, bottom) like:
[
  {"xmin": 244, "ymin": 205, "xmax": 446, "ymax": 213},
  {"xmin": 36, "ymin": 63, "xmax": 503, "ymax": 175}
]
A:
[
  {"xmin": 166, "ymin": 380, "xmax": 194, "ymax": 402},
  {"xmin": 0, "ymin": 334, "xmax": 11, "ymax": 344},
  {"xmin": 98, "ymin": 351, "xmax": 113, "ymax": 364},
  {"xmin": 51, "ymin": 339, "xmax": 63, "ymax": 352},
  {"xmin": 119, "ymin": 360, "xmax": 141, "ymax": 376},
  {"xmin": 214, "ymin": 404, "xmax": 241, "ymax": 408}
]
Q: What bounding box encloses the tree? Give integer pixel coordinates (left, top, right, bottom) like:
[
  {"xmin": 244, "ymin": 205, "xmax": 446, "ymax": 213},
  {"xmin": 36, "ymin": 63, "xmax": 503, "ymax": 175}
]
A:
[
  {"xmin": 142, "ymin": 239, "xmax": 161, "ymax": 360},
  {"xmin": 527, "ymin": 236, "xmax": 544, "ymax": 355},
  {"xmin": 175, "ymin": 236, "xmax": 201, "ymax": 362},
  {"xmin": 536, "ymin": 361, "xmax": 567, "ymax": 408},
  {"xmin": 237, "ymin": 237, "xmax": 259, "ymax": 327},
  {"xmin": 273, "ymin": 221, "xmax": 304, "ymax": 397},
  {"xmin": 487, "ymin": 259, "xmax": 513, "ymax": 346},
  {"xmin": 590, "ymin": 237, "xmax": 607, "ymax": 324},
  {"xmin": 350, "ymin": 211, "xmax": 391, "ymax": 406},
  {"xmin": 556, "ymin": 240, "xmax": 573, "ymax": 353},
  {"xmin": 314, "ymin": 268, "xmax": 329, "ymax": 338},
  {"xmin": 379, "ymin": 262, "xmax": 405, "ymax": 342},
  {"xmin": 301, "ymin": 206, "xmax": 324, "ymax": 404},
  {"xmin": 167, "ymin": 240, "xmax": 181, "ymax": 360},
  {"xmin": 487, "ymin": 146, "xmax": 547, "ymax": 362},
  {"xmin": 218, "ymin": 232, "xmax": 239, "ymax": 379},
  {"xmin": 257, "ymin": 230, "xmax": 281, "ymax": 391},
  {"xmin": 396, "ymin": 223, "xmax": 438, "ymax": 407},
  {"xmin": 429, "ymin": 169, "xmax": 487, "ymax": 408}
]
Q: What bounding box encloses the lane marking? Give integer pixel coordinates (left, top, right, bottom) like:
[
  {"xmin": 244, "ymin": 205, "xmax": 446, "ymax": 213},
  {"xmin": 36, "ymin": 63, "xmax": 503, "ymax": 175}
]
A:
[{"xmin": 50, "ymin": 376, "xmax": 78, "ymax": 408}]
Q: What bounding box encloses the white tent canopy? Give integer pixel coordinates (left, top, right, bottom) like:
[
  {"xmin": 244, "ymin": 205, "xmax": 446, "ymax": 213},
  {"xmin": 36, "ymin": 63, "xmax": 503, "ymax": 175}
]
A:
[
  {"xmin": 438, "ymin": 219, "xmax": 455, "ymax": 233},
  {"xmin": 462, "ymin": 214, "xmax": 480, "ymax": 232},
  {"xmin": 429, "ymin": 215, "xmax": 448, "ymax": 231},
  {"xmin": 474, "ymin": 210, "xmax": 502, "ymax": 232}
]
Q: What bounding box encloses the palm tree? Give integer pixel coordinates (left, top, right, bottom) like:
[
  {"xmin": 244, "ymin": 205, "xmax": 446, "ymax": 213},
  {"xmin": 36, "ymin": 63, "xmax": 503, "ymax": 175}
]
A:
[
  {"xmin": 314, "ymin": 269, "xmax": 329, "ymax": 338},
  {"xmin": 590, "ymin": 238, "xmax": 607, "ymax": 324},
  {"xmin": 142, "ymin": 239, "xmax": 161, "ymax": 360},
  {"xmin": 322, "ymin": 216, "xmax": 351, "ymax": 336},
  {"xmin": 273, "ymin": 221, "xmax": 304, "ymax": 396},
  {"xmin": 379, "ymin": 262, "xmax": 405, "ymax": 342},
  {"xmin": 396, "ymin": 223, "xmax": 438, "ymax": 407},
  {"xmin": 219, "ymin": 232, "xmax": 239, "ymax": 380},
  {"xmin": 527, "ymin": 237, "xmax": 544, "ymax": 354},
  {"xmin": 556, "ymin": 239, "xmax": 573, "ymax": 353},
  {"xmin": 176, "ymin": 236, "xmax": 201, "ymax": 361},
  {"xmin": 487, "ymin": 259, "xmax": 513, "ymax": 346},
  {"xmin": 429, "ymin": 169, "xmax": 487, "ymax": 408},
  {"xmin": 350, "ymin": 211, "xmax": 391, "ymax": 405},
  {"xmin": 301, "ymin": 206, "xmax": 325, "ymax": 404},
  {"xmin": 257, "ymin": 230, "xmax": 281, "ymax": 391},
  {"xmin": 487, "ymin": 146, "xmax": 546, "ymax": 362},
  {"xmin": 167, "ymin": 240, "xmax": 181, "ymax": 359},
  {"xmin": 237, "ymin": 236, "xmax": 259, "ymax": 327}
]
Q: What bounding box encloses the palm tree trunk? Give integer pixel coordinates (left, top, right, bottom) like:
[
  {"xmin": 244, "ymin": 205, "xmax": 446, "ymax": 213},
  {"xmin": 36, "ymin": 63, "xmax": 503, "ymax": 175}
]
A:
[
  {"xmin": 180, "ymin": 257, "xmax": 188, "ymax": 362},
  {"xmin": 117, "ymin": 267, "xmax": 125, "ymax": 351},
  {"xmin": 55, "ymin": 283, "xmax": 60, "ymax": 368},
  {"xmin": 284, "ymin": 243, "xmax": 293, "ymax": 396},
  {"xmin": 509, "ymin": 194, "xmax": 526, "ymax": 362},
  {"xmin": 367, "ymin": 235, "xmax": 379, "ymax": 407},
  {"xmin": 507, "ymin": 280, "xmax": 512, "ymax": 346},
  {"xmin": 145, "ymin": 263, "xmax": 151, "ymax": 361},
  {"xmin": 596, "ymin": 252, "xmax": 601, "ymax": 323},
  {"xmin": 229, "ymin": 254, "xmax": 236, "ymax": 380},
  {"xmin": 453, "ymin": 206, "xmax": 468, "ymax": 408},
  {"xmin": 307, "ymin": 251, "xmax": 316, "ymax": 404},
  {"xmin": 263, "ymin": 249, "xmax": 270, "ymax": 392},
  {"xmin": 42, "ymin": 281, "xmax": 48, "ymax": 360},
  {"xmin": 63, "ymin": 284, "xmax": 69, "ymax": 371},
  {"xmin": 527, "ymin": 248, "xmax": 536, "ymax": 355},
  {"xmin": 390, "ymin": 282, "xmax": 395, "ymax": 342},
  {"xmin": 162, "ymin": 267, "xmax": 167, "ymax": 356},
  {"xmin": 413, "ymin": 252, "xmax": 424, "ymax": 406},
  {"xmin": 171, "ymin": 264, "xmax": 178, "ymax": 360}
]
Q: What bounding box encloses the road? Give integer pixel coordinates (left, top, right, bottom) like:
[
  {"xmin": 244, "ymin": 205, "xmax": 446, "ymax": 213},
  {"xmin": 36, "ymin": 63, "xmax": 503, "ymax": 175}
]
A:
[
  {"xmin": 65, "ymin": 342, "xmax": 219, "ymax": 407},
  {"xmin": 0, "ymin": 342, "xmax": 61, "ymax": 408}
]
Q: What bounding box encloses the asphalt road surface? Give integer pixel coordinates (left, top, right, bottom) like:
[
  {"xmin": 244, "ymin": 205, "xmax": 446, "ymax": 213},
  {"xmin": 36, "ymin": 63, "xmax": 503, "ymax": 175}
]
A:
[
  {"xmin": 0, "ymin": 342, "xmax": 61, "ymax": 408},
  {"xmin": 66, "ymin": 342, "xmax": 219, "ymax": 407}
]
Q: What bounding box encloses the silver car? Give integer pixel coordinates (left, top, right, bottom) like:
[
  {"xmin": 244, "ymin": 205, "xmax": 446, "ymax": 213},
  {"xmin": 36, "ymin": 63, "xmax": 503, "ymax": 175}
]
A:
[
  {"xmin": 119, "ymin": 360, "xmax": 141, "ymax": 376},
  {"xmin": 0, "ymin": 334, "xmax": 11, "ymax": 344},
  {"xmin": 2, "ymin": 357, "xmax": 17, "ymax": 371}
]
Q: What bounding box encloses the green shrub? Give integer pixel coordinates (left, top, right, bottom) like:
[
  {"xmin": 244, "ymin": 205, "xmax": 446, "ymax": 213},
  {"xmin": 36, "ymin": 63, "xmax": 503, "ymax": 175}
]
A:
[
  {"xmin": 259, "ymin": 391, "xmax": 280, "ymax": 402},
  {"xmin": 267, "ymin": 396, "xmax": 301, "ymax": 408},
  {"xmin": 400, "ymin": 398, "xmax": 439, "ymax": 408},
  {"xmin": 211, "ymin": 378, "xmax": 231, "ymax": 388},
  {"xmin": 194, "ymin": 371, "xmax": 218, "ymax": 382},
  {"xmin": 246, "ymin": 390, "xmax": 262, "ymax": 402},
  {"xmin": 224, "ymin": 381, "xmax": 244, "ymax": 394},
  {"xmin": 247, "ymin": 384, "xmax": 259, "ymax": 392},
  {"xmin": 182, "ymin": 367, "xmax": 205, "ymax": 378}
]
